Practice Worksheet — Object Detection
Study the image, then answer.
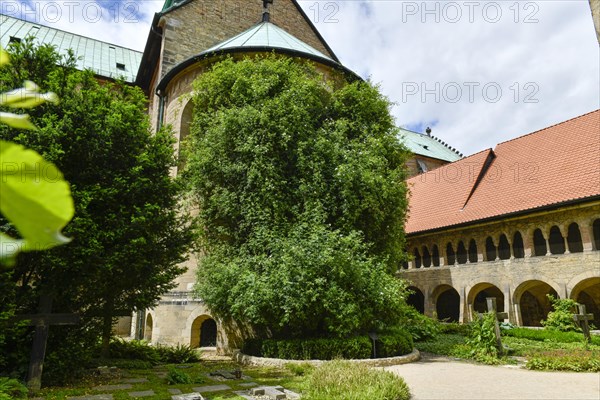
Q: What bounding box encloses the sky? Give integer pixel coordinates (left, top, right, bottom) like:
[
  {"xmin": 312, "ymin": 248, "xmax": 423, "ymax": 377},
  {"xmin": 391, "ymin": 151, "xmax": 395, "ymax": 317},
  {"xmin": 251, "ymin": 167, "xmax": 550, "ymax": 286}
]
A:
[{"xmin": 3, "ymin": 0, "xmax": 599, "ymax": 156}]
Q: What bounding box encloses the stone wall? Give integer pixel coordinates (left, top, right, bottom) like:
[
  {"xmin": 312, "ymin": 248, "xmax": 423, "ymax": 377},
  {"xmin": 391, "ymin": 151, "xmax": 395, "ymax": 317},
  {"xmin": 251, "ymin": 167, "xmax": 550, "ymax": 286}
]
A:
[
  {"xmin": 159, "ymin": 0, "xmax": 332, "ymax": 80},
  {"xmin": 401, "ymin": 201, "xmax": 600, "ymax": 325}
]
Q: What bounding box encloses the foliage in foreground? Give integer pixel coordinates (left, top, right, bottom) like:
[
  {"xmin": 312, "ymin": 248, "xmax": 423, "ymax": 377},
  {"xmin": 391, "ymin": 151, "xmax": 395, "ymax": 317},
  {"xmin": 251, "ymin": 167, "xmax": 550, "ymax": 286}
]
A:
[
  {"xmin": 102, "ymin": 339, "xmax": 200, "ymax": 365},
  {"xmin": 526, "ymin": 350, "xmax": 600, "ymax": 372},
  {"xmin": 304, "ymin": 361, "xmax": 410, "ymax": 400},
  {"xmin": 188, "ymin": 56, "xmax": 411, "ymax": 339},
  {"xmin": 466, "ymin": 312, "xmax": 500, "ymax": 362},
  {"xmin": 0, "ymin": 377, "xmax": 27, "ymax": 400},
  {"xmin": 502, "ymin": 327, "xmax": 600, "ymax": 345}
]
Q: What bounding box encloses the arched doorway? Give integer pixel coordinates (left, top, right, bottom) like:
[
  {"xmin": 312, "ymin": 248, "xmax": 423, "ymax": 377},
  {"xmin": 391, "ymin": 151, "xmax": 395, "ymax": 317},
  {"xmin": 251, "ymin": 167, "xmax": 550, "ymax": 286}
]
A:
[
  {"xmin": 407, "ymin": 286, "xmax": 425, "ymax": 314},
  {"xmin": 515, "ymin": 280, "xmax": 558, "ymax": 326},
  {"xmin": 468, "ymin": 283, "xmax": 504, "ymax": 316},
  {"xmin": 571, "ymin": 278, "xmax": 600, "ymax": 324},
  {"xmin": 434, "ymin": 285, "xmax": 460, "ymax": 322},
  {"xmin": 190, "ymin": 315, "xmax": 218, "ymax": 348},
  {"xmin": 144, "ymin": 314, "xmax": 153, "ymax": 342}
]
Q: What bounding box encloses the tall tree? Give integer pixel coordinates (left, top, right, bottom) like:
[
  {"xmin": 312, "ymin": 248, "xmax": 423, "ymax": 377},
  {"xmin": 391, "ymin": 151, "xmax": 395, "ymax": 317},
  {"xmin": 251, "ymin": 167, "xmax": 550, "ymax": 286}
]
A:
[
  {"xmin": 186, "ymin": 56, "xmax": 410, "ymax": 339},
  {"xmin": 0, "ymin": 39, "xmax": 195, "ymax": 377}
]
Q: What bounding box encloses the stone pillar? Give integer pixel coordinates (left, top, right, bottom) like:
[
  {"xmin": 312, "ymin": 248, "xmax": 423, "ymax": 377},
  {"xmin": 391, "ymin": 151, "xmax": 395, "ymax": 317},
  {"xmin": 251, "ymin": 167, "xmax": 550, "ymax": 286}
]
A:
[
  {"xmin": 580, "ymin": 220, "xmax": 594, "ymax": 251},
  {"xmin": 459, "ymin": 287, "xmax": 467, "ymax": 323},
  {"xmin": 438, "ymin": 245, "xmax": 446, "ymax": 267},
  {"xmin": 424, "ymin": 289, "xmax": 436, "ymax": 318},
  {"xmin": 408, "ymin": 260, "xmax": 415, "ymax": 269},
  {"xmin": 476, "ymin": 238, "xmax": 484, "ymax": 262},
  {"xmin": 544, "ymin": 227, "xmax": 552, "ymax": 256},
  {"xmin": 560, "ymin": 225, "xmax": 570, "ymax": 255},
  {"xmin": 522, "ymin": 229, "xmax": 533, "ymax": 258},
  {"xmin": 507, "ymin": 234, "xmax": 515, "ymax": 260},
  {"xmin": 503, "ymin": 284, "xmax": 512, "ymax": 323}
]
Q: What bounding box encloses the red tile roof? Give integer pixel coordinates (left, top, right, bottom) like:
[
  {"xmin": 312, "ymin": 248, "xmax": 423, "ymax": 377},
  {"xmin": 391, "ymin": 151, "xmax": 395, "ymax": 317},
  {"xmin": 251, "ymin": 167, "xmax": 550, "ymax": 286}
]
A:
[{"xmin": 405, "ymin": 110, "xmax": 600, "ymax": 235}]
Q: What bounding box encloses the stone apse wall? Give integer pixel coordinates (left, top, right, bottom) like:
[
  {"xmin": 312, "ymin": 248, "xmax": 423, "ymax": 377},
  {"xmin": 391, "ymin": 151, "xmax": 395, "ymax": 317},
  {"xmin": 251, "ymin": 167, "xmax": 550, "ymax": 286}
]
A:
[{"xmin": 400, "ymin": 202, "xmax": 600, "ymax": 326}]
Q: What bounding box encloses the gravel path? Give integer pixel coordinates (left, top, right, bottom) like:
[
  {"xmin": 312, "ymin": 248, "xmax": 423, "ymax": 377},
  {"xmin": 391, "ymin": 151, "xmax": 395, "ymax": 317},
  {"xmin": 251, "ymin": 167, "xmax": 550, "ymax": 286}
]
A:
[{"xmin": 385, "ymin": 354, "xmax": 600, "ymax": 400}]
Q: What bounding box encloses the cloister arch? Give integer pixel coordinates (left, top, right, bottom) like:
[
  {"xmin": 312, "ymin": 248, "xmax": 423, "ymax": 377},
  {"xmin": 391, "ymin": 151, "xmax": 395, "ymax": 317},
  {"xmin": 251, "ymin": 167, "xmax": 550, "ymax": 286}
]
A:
[
  {"xmin": 191, "ymin": 314, "xmax": 217, "ymax": 348},
  {"xmin": 498, "ymin": 234, "xmax": 510, "ymax": 260},
  {"xmin": 548, "ymin": 226, "xmax": 565, "ymax": 254},
  {"xmin": 456, "ymin": 241, "xmax": 467, "ymax": 264},
  {"xmin": 567, "ymin": 223, "xmax": 583, "ymax": 253},
  {"xmin": 512, "ymin": 231, "xmax": 525, "ymax": 258},
  {"xmin": 446, "ymin": 243, "xmax": 456, "ymax": 265},
  {"xmin": 144, "ymin": 313, "xmax": 153, "ymax": 342},
  {"xmin": 433, "ymin": 285, "xmax": 460, "ymax": 322},
  {"xmin": 407, "ymin": 286, "xmax": 425, "ymax": 314},
  {"xmin": 413, "ymin": 248, "xmax": 422, "ymax": 269},
  {"xmin": 468, "ymin": 239, "xmax": 478, "ymax": 263},
  {"xmin": 533, "ymin": 228, "xmax": 546, "ymax": 256},
  {"xmin": 570, "ymin": 277, "xmax": 600, "ymax": 324},
  {"xmin": 431, "ymin": 245, "xmax": 440, "ymax": 267},
  {"xmin": 593, "ymin": 219, "xmax": 600, "ymax": 250},
  {"xmin": 514, "ymin": 280, "xmax": 558, "ymax": 326},
  {"xmin": 467, "ymin": 283, "xmax": 504, "ymax": 315},
  {"xmin": 485, "ymin": 237, "xmax": 496, "ymax": 261},
  {"xmin": 422, "ymin": 247, "xmax": 432, "ymax": 268}
]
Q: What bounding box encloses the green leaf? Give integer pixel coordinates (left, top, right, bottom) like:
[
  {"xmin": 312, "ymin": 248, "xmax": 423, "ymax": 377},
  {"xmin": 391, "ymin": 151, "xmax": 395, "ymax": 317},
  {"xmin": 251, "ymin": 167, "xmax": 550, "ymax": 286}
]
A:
[
  {"xmin": 0, "ymin": 140, "xmax": 74, "ymax": 254},
  {"xmin": 0, "ymin": 112, "xmax": 37, "ymax": 130},
  {"xmin": 0, "ymin": 47, "xmax": 8, "ymax": 66},
  {"xmin": 0, "ymin": 232, "xmax": 22, "ymax": 266}
]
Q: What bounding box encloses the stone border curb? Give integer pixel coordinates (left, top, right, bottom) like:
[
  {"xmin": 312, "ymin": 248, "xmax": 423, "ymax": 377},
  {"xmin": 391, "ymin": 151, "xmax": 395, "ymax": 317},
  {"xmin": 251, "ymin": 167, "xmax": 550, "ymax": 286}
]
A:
[{"xmin": 232, "ymin": 348, "xmax": 420, "ymax": 368}]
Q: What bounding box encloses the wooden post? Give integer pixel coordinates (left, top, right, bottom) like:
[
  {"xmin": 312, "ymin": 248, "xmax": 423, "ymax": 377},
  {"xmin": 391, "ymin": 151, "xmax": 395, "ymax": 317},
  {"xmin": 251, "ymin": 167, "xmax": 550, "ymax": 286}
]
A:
[
  {"xmin": 486, "ymin": 297, "xmax": 508, "ymax": 355},
  {"xmin": 13, "ymin": 295, "xmax": 79, "ymax": 392},
  {"xmin": 573, "ymin": 303, "xmax": 594, "ymax": 343}
]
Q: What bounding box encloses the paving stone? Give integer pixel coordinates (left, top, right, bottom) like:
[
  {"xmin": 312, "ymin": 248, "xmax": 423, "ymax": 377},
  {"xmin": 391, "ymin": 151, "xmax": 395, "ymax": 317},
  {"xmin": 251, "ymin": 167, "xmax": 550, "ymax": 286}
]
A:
[
  {"xmin": 168, "ymin": 388, "xmax": 183, "ymax": 394},
  {"xmin": 67, "ymin": 395, "xmax": 114, "ymax": 400},
  {"xmin": 93, "ymin": 384, "xmax": 133, "ymax": 391},
  {"xmin": 122, "ymin": 378, "xmax": 149, "ymax": 383},
  {"xmin": 128, "ymin": 390, "xmax": 155, "ymax": 397},
  {"xmin": 238, "ymin": 382, "xmax": 258, "ymax": 387},
  {"xmin": 192, "ymin": 384, "xmax": 231, "ymax": 393},
  {"xmin": 172, "ymin": 394, "xmax": 204, "ymax": 400}
]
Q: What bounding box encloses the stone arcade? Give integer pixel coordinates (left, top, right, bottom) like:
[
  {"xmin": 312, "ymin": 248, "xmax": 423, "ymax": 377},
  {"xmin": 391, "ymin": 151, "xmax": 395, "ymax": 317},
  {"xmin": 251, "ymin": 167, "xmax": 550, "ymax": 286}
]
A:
[{"xmin": 1, "ymin": 1, "xmax": 598, "ymax": 354}]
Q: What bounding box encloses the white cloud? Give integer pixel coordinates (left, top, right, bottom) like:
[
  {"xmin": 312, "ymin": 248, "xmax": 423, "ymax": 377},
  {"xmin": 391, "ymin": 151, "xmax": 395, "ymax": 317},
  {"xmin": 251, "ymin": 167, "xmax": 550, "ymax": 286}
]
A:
[{"xmin": 3, "ymin": 0, "xmax": 598, "ymax": 156}]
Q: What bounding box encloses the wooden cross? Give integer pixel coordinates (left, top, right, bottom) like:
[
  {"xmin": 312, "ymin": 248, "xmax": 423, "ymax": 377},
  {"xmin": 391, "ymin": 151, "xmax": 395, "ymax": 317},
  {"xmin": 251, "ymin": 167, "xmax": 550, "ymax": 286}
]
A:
[
  {"xmin": 573, "ymin": 303, "xmax": 594, "ymax": 343},
  {"xmin": 13, "ymin": 295, "xmax": 79, "ymax": 392},
  {"xmin": 486, "ymin": 297, "xmax": 508, "ymax": 354}
]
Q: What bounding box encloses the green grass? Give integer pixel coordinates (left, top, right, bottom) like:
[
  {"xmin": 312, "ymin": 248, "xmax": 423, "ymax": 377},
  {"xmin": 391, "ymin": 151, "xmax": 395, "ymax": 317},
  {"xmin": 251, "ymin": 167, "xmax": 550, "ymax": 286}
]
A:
[{"xmin": 502, "ymin": 327, "xmax": 600, "ymax": 345}]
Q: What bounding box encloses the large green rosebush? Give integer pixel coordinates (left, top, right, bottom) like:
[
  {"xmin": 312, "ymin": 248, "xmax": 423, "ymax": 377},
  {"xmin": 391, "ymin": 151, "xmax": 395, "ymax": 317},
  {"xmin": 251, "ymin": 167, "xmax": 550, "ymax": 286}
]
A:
[{"xmin": 187, "ymin": 55, "xmax": 411, "ymax": 339}]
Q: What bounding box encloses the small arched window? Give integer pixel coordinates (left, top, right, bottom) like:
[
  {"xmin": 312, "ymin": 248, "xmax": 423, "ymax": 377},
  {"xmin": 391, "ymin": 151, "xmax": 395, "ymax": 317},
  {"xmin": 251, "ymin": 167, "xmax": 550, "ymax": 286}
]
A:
[
  {"xmin": 432, "ymin": 245, "xmax": 440, "ymax": 267},
  {"xmin": 456, "ymin": 241, "xmax": 467, "ymax": 264},
  {"xmin": 422, "ymin": 247, "xmax": 432, "ymax": 268},
  {"xmin": 533, "ymin": 229, "xmax": 546, "ymax": 256},
  {"xmin": 485, "ymin": 237, "xmax": 497, "ymax": 261},
  {"xmin": 414, "ymin": 248, "xmax": 422, "ymax": 269},
  {"xmin": 468, "ymin": 239, "xmax": 478, "ymax": 263},
  {"xmin": 593, "ymin": 219, "xmax": 600, "ymax": 251},
  {"xmin": 446, "ymin": 243, "xmax": 456, "ymax": 266},
  {"xmin": 498, "ymin": 234, "xmax": 511, "ymax": 260},
  {"xmin": 512, "ymin": 232, "xmax": 525, "ymax": 258},
  {"xmin": 567, "ymin": 223, "xmax": 583, "ymax": 253},
  {"xmin": 549, "ymin": 226, "xmax": 565, "ymax": 254}
]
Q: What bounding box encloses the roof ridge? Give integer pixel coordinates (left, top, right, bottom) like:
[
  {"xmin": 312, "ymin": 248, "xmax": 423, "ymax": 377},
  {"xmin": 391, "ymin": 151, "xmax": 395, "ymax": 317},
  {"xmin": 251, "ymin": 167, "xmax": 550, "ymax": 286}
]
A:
[
  {"xmin": 494, "ymin": 108, "xmax": 600, "ymax": 148},
  {"xmin": 0, "ymin": 13, "xmax": 143, "ymax": 53}
]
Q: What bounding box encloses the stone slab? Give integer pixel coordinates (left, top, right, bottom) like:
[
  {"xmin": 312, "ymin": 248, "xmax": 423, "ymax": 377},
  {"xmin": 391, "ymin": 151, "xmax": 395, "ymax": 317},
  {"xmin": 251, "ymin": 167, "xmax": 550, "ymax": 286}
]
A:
[
  {"xmin": 93, "ymin": 384, "xmax": 133, "ymax": 391},
  {"xmin": 128, "ymin": 390, "xmax": 155, "ymax": 397},
  {"xmin": 172, "ymin": 394, "xmax": 204, "ymax": 400},
  {"xmin": 122, "ymin": 378, "xmax": 149, "ymax": 383},
  {"xmin": 192, "ymin": 384, "xmax": 231, "ymax": 393},
  {"xmin": 168, "ymin": 388, "xmax": 183, "ymax": 394},
  {"xmin": 67, "ymin": 395, "xmax": 114, "ymax": 400},
  {"xmin": 238, "ymin": 382, "xmax": 258, "ymax": 388}
]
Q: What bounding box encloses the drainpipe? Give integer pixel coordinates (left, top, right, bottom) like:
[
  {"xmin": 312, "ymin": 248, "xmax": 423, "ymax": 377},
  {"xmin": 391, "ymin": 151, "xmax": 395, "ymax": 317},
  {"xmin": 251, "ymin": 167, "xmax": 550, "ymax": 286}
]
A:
[{"xmin": 156, "ymin": 89, "xmax": 166, "ymax": 130}]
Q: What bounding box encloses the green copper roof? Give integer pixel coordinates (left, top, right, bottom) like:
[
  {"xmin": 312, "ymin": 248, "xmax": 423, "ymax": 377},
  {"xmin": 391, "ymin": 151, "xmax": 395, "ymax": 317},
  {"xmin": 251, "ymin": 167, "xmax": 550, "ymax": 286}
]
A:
[
  {"xmin": 0, "ymin": 14, "xmax": 142, "ymax": 82},
  {"xmin": 203, "ymin": 21, "xmax": 334, "ymax": 62},
  {"xmin": 162, "ymin": 0, "xmax": 189, "ymax": 12},
  {"xmin": 399, "ymin": 128, "xmax": 463, "ymax": 162}
]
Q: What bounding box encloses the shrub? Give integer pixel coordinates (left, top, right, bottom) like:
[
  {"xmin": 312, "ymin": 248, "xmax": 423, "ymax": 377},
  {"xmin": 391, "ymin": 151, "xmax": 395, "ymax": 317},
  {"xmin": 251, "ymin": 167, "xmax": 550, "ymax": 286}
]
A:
[
  {"xmin": 304, "ymin": 361, "xmax": 410, "ymax": 400},
  {"xmin": 285, "ymin": 362, "xmax": 315, "ymax": 376},
  {"xmin": 0, "ymin": 377, "xmax": 27, "ymax": 400},
  {"xmin": 157, "ymin": 343, "xmax": 200, "ymax": 364},
  {"xmin": 439, "ymin": 322, "xmax": 470, "ymax": 335},
  {"xmin": 376, "ymin": 328, "xmax": 413, "ymax": 357},
  {"xmin": 166, "ymin": 367, "xmax": 192, "ymax": 385},
  {"xmin": 541, "ymin": 296, "xmax": 580, "ymax": 332},
  {"xmin": 466, "ymin": 312, "xmax": 499, "ymax": 360},
  {"xmin": 245, "ymin": 336, "xmax": 372, "ymax": 360},
  {"xmin": 526, "ymin": 350, "xmax": 600, "ymax": 372},
  {"xmin": 106, "ymin": 339, "xmax": 161, "ymax": 365},
  {"xmin": 503, "ymin": 327, "xmax": 600, "ymax": 345},
  {"xmin": 401, "ymin": 307, "xmax": 440, "ymax": 341}
]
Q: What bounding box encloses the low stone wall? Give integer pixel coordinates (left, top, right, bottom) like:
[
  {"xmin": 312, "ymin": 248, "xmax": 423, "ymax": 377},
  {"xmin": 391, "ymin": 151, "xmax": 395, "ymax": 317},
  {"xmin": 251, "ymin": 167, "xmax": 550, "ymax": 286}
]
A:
[{"xmin": 232, "ymin": 348, "xmax": 421, "ymax": 368}]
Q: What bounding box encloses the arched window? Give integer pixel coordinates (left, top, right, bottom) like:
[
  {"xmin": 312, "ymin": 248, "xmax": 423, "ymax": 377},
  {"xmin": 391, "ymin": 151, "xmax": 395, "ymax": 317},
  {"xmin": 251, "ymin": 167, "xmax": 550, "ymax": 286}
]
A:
[
  {"xmin": 401, "ymin": 261, "xmax": 409, "ymax": 270},
  {"xmin": 446, "ymin": 243, "xmax": 456, "ymax": 266},
  {"xmin": 177, "ymin": 101, "xmax": 194, "ymax": 173},
  {"xmin": 414, "ymin": 248, "xmax": 422, "ymax": 269},
  {"xmin": 533, "ymin": 229, "xmax": 547, "ymax": 256},
  {"xmin": 567, "ymin": 223, "xmax": 583, "ymax": 253},
  {"xmin": 549, "ymin": 226, "xmax": 565, "ymax": 254},
  {"xmin": 432, "ymin": 245, "xmax": 440, "ymax": 267},
  {"xmin": 513, "ymin": 232, "xmax": 525, "ymax": 258},
  {"xmin": 456, "ymin": 241, "xmax": 467, "ymax": 264},
  {"xmin": 422, "ymin": 247, "xmax": 432, "ymax": 268},
  {"xmin": 468, "ymin": 239, "xmax": 478, "ymax": 263},
  {"xmin": 498, "ymin": 234, "xmax": 511, "ymax": 260},
  {"xmin": 593, "ymin": 219, "xmax": 600, "ymax": 251},
  {"xmin": 485, "ymin": 237, "xmax": 497, "ymax": 261}
]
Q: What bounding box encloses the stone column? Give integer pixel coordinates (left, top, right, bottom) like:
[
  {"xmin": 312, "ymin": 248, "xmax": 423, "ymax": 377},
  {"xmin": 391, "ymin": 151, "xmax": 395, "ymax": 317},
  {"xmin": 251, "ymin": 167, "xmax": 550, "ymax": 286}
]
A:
[
  {"xmin": 544, "ymin": 227, "xmax": 552, "ymax": 256},
  {"xmin": 459, "ymin": 287, "xmax": 467, "ymax": 323},
  {"xmin": 560, "ymin": 225, "xmax": 570, "ymax": 255},
  {"xmin": 438, "ymin": 245, "xmax": 446, "ymax": 267},
  {"xmin": 424, "ymin": 288, "xmax": 436, "ymax": 319},
  {"xmin": 476, "ymin": 238, "xmax": 484, "ymax": 262},
  {"xmin": 522, "ymin": 229, "xmax": 533, "ymax": 258},
  {"xmin": 580, "ymin": 220, "xmax": 594, "ymax": 251}
]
